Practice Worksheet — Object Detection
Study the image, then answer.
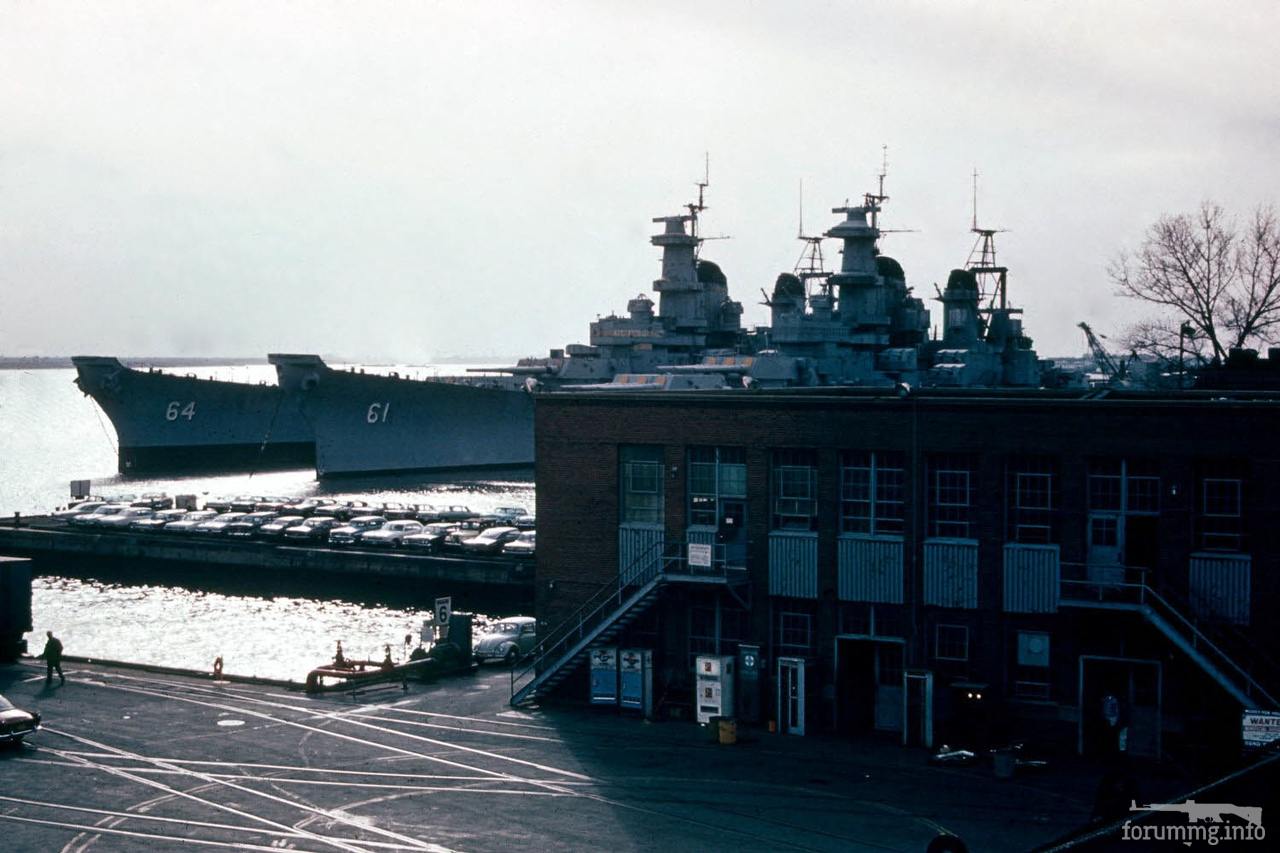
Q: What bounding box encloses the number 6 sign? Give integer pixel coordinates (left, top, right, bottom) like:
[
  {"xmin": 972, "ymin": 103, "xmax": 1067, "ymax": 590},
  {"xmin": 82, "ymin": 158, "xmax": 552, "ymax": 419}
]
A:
[{"xmin": 434, "ymin": 597, "xmax": 451, "ymax": 627}]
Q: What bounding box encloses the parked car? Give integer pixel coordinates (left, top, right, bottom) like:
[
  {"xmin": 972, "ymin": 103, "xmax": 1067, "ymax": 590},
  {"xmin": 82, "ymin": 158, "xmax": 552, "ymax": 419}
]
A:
[
  {"xmin": 0, "ymin": 693, "xmax": 41, "ymax": 746},
  {"xmin": 229, "ymin": 495, "xmax": 267, "ymax": 513},
  {"xmin": 91, "ymin": 507, "xmax": 155, "ymax": 530},
  {"xmin": 131, "ymin": 493, "xmax": 174, "ymax": 510},
  {"xmin": 193, "ymin": 512, "xmax": 247, "ymax": 534},
  {"xmin": 253, "ymin": 497, "xmax": 291, "ymax": 513},
  {"xmin": 460, "ymin": 526, "xmax": 521, "ymax": 555},
  {"xmin": 402, "ymin": 522, "xmax": 457, "ymax": 553},
  {"xmin": 358, "ymin": 519, "xmax": 424, "ymax": 548},
  {"xmin": 258, "ymin": 515, "xmax": 306, "ymax": 538},
  {"xmin": 493, "ymin": 505, "xmax": 530, "ymax": 521},
  {"xmin": 68, "ymin": 504, "xmax": 131, "ymax": 527},
  {"xmin": 129, "ymin": 508, "xmax": 190, "ymax": 532},
  {"xmin": 225, "ymin": 511, "xmax": 280, "ymax": 538},
  {"xmin": 283, "ymin": 517, "xmax": 342, "ymax": 542},
  {"xmin": 435, "ymin": 505, "xmax": 474, "ymax": 522},
  {"xmin": 327, "ymin": 515, "xmax": 388, "ymax": 546},
  {"xmin": 411, "ymin": 503, "xmax": 441, "ymax": 522},
  {"xmin": 473, "ymin": 616, "xmax": 538, "ymax": 665},
  {"xmin": 502, "ymin": 530, "xmax": 536, "ymax": 558},
  {"xmin": 203, "ymin": 496, "xmax": 235, "ymax": 514},
  {"xmin": 162, "ymin": 510, "xmax": 220, "ymax": 533},
  {"xmin": 513, "ymin": 514, "xmax": 537, "ymax": 531},
  {"xmin": 442, "ymin": 520, "xmax": 489, "ymax": 550},
  {"xmin": 53, "ymin": 501, "xmax": 107, "ymax": 519}
]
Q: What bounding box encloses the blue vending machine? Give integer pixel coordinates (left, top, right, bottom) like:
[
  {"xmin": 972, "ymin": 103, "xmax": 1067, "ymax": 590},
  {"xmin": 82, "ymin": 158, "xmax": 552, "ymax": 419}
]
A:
[
  {"xmin": 619, "ymin": 648, "xmax": 653, "ymax": 718},
  {"xmin": 589, "ymin": 646, "xmax": 619, "ymax": 706}
]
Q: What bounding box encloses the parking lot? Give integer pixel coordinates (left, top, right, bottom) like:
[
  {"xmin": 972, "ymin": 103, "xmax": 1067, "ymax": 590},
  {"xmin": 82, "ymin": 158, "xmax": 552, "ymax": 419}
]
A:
[{"xmin": 0, "ymin": 658, "xmax": 1184, "ymax": 851}]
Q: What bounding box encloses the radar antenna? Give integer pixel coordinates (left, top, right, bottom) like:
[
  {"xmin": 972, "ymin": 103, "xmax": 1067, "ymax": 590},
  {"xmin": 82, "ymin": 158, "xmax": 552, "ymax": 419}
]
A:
[
  {"xmin": 966, "ymin": 168, "xmax": 1011, "ymax": 312},
  {"xmin": 688, "ymin": 153, "xmax": 730, "ymax": 255},
  {"xmin": 866, "ymin": 146, "xmax": 918, "ymax": 240},
  {"xmin": 794, "ymin": 179, "xmax": 830, "ymax": 295}
]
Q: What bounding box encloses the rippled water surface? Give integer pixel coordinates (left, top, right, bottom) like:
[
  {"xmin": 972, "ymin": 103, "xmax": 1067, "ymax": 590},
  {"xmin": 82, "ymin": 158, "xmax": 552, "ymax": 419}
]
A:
[{"xmin": 2, "ymin": 364, "xmax": 534, "ymax": 676}]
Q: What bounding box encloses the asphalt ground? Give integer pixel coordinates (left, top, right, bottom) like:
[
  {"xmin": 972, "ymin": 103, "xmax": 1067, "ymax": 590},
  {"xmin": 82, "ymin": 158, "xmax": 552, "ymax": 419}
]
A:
[{"xmin": 0, "ymin": 660, "xmax": 1166, "ymax": 852}]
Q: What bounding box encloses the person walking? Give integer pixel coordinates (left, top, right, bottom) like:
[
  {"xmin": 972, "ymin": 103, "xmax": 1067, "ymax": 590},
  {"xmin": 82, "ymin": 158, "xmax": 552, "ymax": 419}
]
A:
[{"xmin": 41, "ymin": 630, "xmax": 65, "ymax": 685}]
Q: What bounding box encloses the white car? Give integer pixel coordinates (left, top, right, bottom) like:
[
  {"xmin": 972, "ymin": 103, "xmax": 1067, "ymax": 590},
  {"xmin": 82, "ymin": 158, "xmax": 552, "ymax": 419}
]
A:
[
  {"xmin": 94, "ymin": 507, "xmax": 155, "ymax": 530},
  {"xmin": 358, "ymin": 519, "xmax": 424, "ymax": 547},
  {"xmin": 69, "ymin": 504, "xmax": 133, "ymax": 527}
]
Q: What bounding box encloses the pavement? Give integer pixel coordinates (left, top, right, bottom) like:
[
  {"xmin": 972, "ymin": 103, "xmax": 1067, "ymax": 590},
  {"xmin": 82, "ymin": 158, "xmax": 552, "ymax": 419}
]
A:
[{"xmin": 0, "ymin": 660, "xmax": 1186, "ymax": 852}]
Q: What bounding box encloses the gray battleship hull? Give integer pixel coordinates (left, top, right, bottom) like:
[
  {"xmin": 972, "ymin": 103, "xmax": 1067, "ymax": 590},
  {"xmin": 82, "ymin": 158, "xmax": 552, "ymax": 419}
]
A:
[
  {"xmin": 72, "ymin": 356, "xmax": 314, "ymax": 475},
  {"xmin": 270, "ymin": 354, "xmax": 533, "ymax": 478}
]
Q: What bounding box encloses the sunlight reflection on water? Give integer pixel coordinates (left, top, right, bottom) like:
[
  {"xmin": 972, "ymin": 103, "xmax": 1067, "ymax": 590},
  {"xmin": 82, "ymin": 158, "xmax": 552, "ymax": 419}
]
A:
[{"xmin": 31, "ymin": 575, "xmax": 507, "ymax": 682}]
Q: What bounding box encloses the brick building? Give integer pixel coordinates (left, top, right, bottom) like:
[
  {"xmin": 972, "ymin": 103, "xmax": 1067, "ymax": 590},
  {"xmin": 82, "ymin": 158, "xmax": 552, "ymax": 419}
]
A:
[{"xmin": 527, "ymin": 387, "xmax": 1280, "ymax": 758}]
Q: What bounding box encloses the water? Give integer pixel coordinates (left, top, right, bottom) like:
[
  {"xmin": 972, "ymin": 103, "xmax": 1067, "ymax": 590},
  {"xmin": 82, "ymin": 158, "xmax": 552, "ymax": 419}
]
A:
[{"xmin": 1, "ymin": 364, "xmax": 534, "ymax": 681}]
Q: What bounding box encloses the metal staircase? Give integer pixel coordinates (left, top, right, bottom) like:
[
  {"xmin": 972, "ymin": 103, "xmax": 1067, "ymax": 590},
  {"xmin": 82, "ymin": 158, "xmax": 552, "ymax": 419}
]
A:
[
  {"xmin": 510, "ymin": 541, "xmax": 745, "ymax": 706},
  {"xmin": 1061, "ymin": 578, "xmax": 1279, "ymax": 711}
]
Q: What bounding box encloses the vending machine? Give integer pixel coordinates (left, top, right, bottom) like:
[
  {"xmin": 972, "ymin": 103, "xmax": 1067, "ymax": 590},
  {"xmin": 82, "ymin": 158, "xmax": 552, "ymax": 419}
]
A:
[
  {"xmin": 619, "ymin": 648, "xmax": 653, "ymax": 717},
  {"xmin": 695, "ymin": 655, "xmax": 736, "ymax": 724},
  {"xmin": 589, "ymin": 646, "xmax": 619, "ymax": 706}
]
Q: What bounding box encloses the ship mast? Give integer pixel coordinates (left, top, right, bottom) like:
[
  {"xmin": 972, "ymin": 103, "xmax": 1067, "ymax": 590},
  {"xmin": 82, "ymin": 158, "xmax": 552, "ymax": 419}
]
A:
[
  {"xmin": 793, "ymin": 179, "xmax": 831, "ymax": 299},
  {"xmin": 966, "ymin": 168, "xmax": 1010, "ymax": 312}
]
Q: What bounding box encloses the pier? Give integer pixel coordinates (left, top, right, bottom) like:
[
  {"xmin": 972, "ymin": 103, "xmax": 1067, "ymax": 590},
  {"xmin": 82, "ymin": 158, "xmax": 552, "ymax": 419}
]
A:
[{"xmin": 0, "ymin": 516, "xmax": 532, "ymax": 590}]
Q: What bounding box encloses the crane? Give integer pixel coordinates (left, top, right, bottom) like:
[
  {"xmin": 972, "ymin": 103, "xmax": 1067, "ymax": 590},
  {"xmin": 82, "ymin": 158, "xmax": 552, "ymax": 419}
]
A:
[{"xmin": 1077, "ymin": 322, "xmax": 1129, "ymax": 382}]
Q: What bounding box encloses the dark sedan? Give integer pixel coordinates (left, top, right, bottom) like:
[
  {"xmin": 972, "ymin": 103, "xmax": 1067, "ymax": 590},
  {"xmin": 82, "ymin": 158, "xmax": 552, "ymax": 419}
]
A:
[{"xmin": 0, "ymin": 694, "xmax": 40, "ymax": 746}]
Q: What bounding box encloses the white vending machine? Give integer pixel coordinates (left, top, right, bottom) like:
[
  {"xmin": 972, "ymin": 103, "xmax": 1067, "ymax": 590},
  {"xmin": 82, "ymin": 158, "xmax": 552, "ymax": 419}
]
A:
[{"xmin": 695, "ymin": 655, "xmax": 736, "ymax": 724}]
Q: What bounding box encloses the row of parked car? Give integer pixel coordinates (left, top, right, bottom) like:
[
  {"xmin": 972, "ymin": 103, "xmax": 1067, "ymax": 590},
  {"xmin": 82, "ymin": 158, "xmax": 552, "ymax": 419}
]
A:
[{"xmin": 55, "ymin": 498, "xmax": 536, "ymax": 557}]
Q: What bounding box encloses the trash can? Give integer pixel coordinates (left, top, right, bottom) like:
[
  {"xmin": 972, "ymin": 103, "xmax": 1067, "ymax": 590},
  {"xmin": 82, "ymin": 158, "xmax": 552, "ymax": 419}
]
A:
[
  {"xmin": 992, "ymin": 748, "xmax": 1015, "ymax": 779},
  {"xmin": 717, "ymin": 717, "xmax": 737, "ymax": 745}
]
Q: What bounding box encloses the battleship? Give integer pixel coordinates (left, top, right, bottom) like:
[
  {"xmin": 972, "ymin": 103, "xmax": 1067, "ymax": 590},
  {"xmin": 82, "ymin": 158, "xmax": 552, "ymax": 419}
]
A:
[
  {"xmin": 274, "ymin": 171, "xmax": 1054, "ymax": 478},
  {"xmin": 73, "ymin": 170, "xmax": 1059, "ymax": 479},
  {"xmin": 71, "ymin": 356, "xmax": 314, "ymax": 474}
]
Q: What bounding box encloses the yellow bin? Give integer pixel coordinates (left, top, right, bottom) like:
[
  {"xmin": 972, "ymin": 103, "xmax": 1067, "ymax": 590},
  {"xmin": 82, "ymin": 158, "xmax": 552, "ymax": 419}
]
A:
[{"xmin": 717, "ymin": 718, "xmax": 737, "ymax": 745}]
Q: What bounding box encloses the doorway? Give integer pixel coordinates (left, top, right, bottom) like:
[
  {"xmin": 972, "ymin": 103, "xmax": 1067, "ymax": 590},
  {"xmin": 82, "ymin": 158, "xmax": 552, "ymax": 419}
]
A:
[
  {"xmin": 835, "ymin": 636, "xmax": 906, "ymax": 736},
  {"xmin": 1078, "ymin": 656, "xmax": 1162, "ymax": 759},
  {"xmin": 777, "ymin": 656, "xmax": 806, "ymax": 735}
]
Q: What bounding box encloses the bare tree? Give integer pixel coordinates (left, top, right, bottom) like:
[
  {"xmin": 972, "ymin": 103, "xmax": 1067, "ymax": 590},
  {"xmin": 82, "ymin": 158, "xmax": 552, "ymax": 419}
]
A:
[{"xmin": 1109, "ymin": 202, "xmax": 1280, "ymax": 362}]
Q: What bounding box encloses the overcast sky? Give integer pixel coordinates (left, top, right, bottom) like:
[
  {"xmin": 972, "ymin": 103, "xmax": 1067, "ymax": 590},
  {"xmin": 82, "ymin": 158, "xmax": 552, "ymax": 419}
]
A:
[{"xmin": 2, "ymin": 1, "xmax": 1277, "ymax": 361}]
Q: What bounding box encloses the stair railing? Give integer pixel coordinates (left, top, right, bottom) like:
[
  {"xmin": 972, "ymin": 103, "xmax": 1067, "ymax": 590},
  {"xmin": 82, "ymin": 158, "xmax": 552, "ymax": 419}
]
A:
[
  {"xmin": 510, "ymin": 539, "xmax": 681, "ymax": 702},
  {"xmin": 1060, "ymin": 564, "xmax": 1278, "ymax": 709}
]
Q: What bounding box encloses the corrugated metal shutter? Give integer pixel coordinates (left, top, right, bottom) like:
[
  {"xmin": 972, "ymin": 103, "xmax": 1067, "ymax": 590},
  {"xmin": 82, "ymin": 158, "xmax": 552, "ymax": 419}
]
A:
[
  {"xmin": 618, "ymin": 525, "xmax": 664, "ymax": 581},
  {"xmin": 922, "ymin": 538, "xmax": 979, "ymax": 609},
  {"xmin": 769, "ymin": 531, "xmax": 818, "ymax": 599},
  {"xmin": 1002, "ymin": 543, "xmax": 1060, "ymax": 613},
  {"xmin": 686, "ymin": 527, "xmax": 716, "ymax": 550},
  {"xmin": 838, "ymin": 535, "xmax": 904, "ymax": 604},
  {"xmin": 1189, "ymin": 553, "xmax": 1251, "ymax": 625}
]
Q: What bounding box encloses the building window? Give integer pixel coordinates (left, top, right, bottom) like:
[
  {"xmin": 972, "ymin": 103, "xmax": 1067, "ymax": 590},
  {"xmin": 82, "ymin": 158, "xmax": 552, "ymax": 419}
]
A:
[
  {"xmin": 771, "ymin": 449, "xmax": 817, "ymax": 531},
  {"xmin": 1198, "ymin": 462, "xmax": 1244, "ymax": 551},
  {"xmin": 620, "ymin": 446, "xmax": 663, "ymax": 524},
  {"xmin": 934, "ymin": 624, "xmax": 969, "ymax": 661},
  {"xmin": 1007, "ymin": 456, "xmax": 1056, "ymax": 544},
  {"xmin": 777, "ymin": 610, "xmax": 812, "ymax": 655},
  {"xmin": 840, "ymin": 451, "xmax": 905, "ymax": 535},
  {"xmin": 928, "ymin": 454, "xmax": 975, "ymax": 538},
  {"xmin": 1088, "ymin": 459, "xmax": 1160, "ymax": 514},
  {"xmin": 688, "ymin": 447, "xmax": 747, "ymax": 527}
]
